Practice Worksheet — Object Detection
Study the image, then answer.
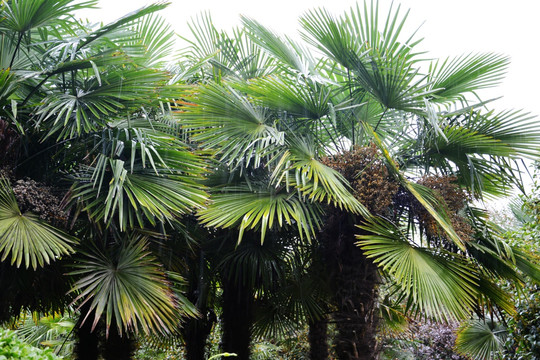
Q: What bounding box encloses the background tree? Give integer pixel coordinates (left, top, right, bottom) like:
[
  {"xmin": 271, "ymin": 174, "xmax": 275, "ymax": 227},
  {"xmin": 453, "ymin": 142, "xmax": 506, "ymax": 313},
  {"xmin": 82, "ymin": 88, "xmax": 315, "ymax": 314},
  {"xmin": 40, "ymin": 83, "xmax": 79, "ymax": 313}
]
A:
[
  {"xmin": 178, "ymin": 2, "xmax": 540, "ymax": 359},
  {"xmin": 0, "ymin": 1, "xmax": 206, "ymax": 359}
]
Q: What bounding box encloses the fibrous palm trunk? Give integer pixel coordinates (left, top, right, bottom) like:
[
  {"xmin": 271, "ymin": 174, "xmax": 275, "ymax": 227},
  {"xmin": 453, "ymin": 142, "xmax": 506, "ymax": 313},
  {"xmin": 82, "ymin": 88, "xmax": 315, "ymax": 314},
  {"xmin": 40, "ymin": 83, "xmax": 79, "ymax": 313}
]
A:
[
  {"xmin": 180, "ymin": 248, "xmax": 216, "ymax": 360},
  {"xmin": 321, "ymin": 212, "xmax": 379, "ymax": 360},
  {"xmin": 220, "ymin": 276, "xmax": 253, "ymax": 360},
  {"xmin": 183, "ymin": 316, "xmax": 215, "ymax": 360},
  {"xmin": 102, "ymin": 323, "xmax": 135, "ymax": 360},
  {"xmin": 74, "ymin": 305, "xmax": 99, "ymax": 360},
  {"xmin": 309, "ymin": 318, "xmax": 329, "ymax": 360}
]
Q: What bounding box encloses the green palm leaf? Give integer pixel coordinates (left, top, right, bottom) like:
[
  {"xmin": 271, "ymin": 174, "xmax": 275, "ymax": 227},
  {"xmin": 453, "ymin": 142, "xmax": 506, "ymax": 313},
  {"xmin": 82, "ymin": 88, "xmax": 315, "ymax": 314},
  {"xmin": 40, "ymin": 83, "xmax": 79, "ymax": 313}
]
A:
[
  {"xmin": 181, "ymin": 82, "xmax": 284, "ymax": 168},
  {"xmin": 1, "ymin": 0, "xmax": 96, "ymax": 33},
  {"xmin": 362, "ymin": 120, "xmax": 466, "ymax": 249},
  {"xmin": 38, "ymin": 68, "xmax": 171, "ymax": 139},
  {"xmin": 242, "ymin": 15, "xmax": 314, "ymax": 75},
  {"xmin": 271, "ymin": 136, "xmax": 368, "ymax": 215},
  {"xmin": 180, "ymin": 12, "xmax": 274, "ymax": 81},
  {"xmin": 199, "ymin": 185, "xmax": 321, "ymax": 244},
  {"xmin": 428, "ymin": 53, "xmax": 509, "ymax": 102},
  {"xmin": 455, "ymin": 320, "xmax": 506, "ymax": 360},
  {"xmin": 76, "ymin": 2, "xmax": 169, "ymax": 51},
  {"xmin": 69, "ymin": 125, "xmax": 207, "ymax": 230},
  {"xmin": 70, "ymin": 237, "xmax": 186, "ymax": 335},
  {"xmin": 0, "ymin": 177, "xmax": 76, "ymax": 269},
  {"xmin": 242, "ymin": 75, "xmax": 331, "ymax": 120},
  {"xmin": 357, "ymin": 216, "xmax": 478, "ymax": 320},
  {"xmin": 300, "ymin": 2, "xmax": 421, "ymax": 67},
  {"xmin": 132, "ymin": 13, "xmax": 175, "ymax": 68}
]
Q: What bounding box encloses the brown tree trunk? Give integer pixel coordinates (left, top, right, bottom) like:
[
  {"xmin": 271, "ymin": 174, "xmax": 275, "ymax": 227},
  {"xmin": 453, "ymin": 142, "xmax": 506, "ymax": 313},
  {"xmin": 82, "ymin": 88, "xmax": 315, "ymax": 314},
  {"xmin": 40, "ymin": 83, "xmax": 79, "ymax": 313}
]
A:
[
  {"xmin": 321, "ymin": 212, "xmax": 380, "ymax": 360},
  {"xmin": 220, "ymin": 276, "xmax": 253, "ymax": 360},
  {"xmin": 74, "ymin": 304, "xmax": 100, "ymax": 360},
  {"xmin": 309, "ymin": 318, "xmax": 329, "ymax": 360},
  {"xmin": 102, "ymin": 324, "xmax": 135, "ymax": 360}
]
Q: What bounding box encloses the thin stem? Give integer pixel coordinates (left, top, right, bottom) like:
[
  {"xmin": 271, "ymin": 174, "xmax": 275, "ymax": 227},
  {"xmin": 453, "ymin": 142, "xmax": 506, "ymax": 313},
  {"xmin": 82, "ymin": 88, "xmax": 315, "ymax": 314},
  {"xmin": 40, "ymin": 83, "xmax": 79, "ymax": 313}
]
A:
[
  {"xmin": 347, "ymin": 69, "xmax": 355, "ymax": 145},
  {"xmin": 21, "ymin": 74, "xmax": 53, "ymax": 107},
  {"xmin": 9, "ymin": 32, "xmax": 24, "ymax": 69},
  {"xmin": 15, "ymin": 137, "xmax": 76, "ymax": 169},
  {"xmin": 374, "ymin": 108, "xmax": 388, "ymax": 133}
]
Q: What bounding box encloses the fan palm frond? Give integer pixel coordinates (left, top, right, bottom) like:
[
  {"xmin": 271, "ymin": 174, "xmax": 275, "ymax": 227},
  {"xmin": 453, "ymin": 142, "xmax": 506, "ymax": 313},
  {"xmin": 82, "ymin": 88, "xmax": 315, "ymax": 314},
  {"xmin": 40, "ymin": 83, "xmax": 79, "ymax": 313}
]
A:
[
  {"xmin": 1, "ymin": 0, "xmax": 97, "ymax": 33},
  {"xmin": 0, "ymin": 177, "xmax": 76, "ymax": 270},
  {"xmin": 180, "ymin": 82, "xmax": 284, "ymax": 168},
  {"xmin": 38, "ymin": 68, "xmax": 171, "ymax": 139},
  {"xmin": 357, "ymin": 217, "xmax": 478, "ymax": 320},
  {"xmin": 198, "ymin": 184, "xmax": 321, "ymax": 243},
  {"xmin": 242, "ymin": 16, "xmax": 315, "ymax": 76},
  {"xmin": 427, "ymin": 53, "xmax": 509, "ymax": 102},
  {"xmin": 455, "ymin": 320, "xmax": 506, "ymax": 360},
  {"xmin": 70, "ymin": 237, "xmax": 188, "ymax": 336}
]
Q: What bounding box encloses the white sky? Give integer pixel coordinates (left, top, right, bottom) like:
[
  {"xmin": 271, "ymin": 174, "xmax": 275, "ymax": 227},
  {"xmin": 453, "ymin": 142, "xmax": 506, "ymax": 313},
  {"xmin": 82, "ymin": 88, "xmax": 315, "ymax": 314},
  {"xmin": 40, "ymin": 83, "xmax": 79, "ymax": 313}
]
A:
[
  {"xmin": 83, "ymin": 0, "xmax": 540, "ymax": 196},
  {"xmin": 85, "ymin": 0, "xmax": 540, "ymax": 117}
]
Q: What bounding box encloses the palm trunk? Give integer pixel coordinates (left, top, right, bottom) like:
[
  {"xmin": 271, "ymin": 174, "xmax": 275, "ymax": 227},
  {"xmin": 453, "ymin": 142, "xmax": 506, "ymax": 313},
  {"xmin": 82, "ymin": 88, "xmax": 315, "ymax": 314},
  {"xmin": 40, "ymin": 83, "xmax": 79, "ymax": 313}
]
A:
[
  {"xmin": 74, "ymin": 304, "xmax": 100, "ymax": 360},
  {"xmin": 102, "ymin": 323, "xmax": 135, "ymax": 360},
  {"xmin": 184, "ymin": 316, "xmax": 215, "ymax": 360},
  {"xmin": 321, "ymin": 212, "xmax": 380, "ymax": 360},
  {"xmin": 220, "ymin": 276, "xmax": 253, "ymax": 360},
  {"xmin": 309, "ymin": 318, "xmax": 329, "ymax": 360},
  {"xmin": 181, "ymin": 249, "xmax": 215, "ymax": 360}
]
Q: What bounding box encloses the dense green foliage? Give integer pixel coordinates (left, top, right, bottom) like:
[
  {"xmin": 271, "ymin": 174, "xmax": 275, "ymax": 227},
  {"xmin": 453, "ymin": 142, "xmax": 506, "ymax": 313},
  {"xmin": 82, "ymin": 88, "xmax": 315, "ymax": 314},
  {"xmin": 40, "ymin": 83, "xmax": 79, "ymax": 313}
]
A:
[
  {"xmin": 0, "ymin": 329, "xmax": 61, "ymax": 360},
  {"xmin": 0, "ymin": 1, "xmax": 539, "ymax": 359}
]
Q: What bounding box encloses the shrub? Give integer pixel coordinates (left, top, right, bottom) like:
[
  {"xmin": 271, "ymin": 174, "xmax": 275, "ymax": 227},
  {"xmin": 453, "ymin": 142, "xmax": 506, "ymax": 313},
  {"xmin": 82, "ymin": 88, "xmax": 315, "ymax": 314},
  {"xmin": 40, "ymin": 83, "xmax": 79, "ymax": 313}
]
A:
[{"xmin": 0, "ymin": 329, "xmax": 61, "ymax": 360}]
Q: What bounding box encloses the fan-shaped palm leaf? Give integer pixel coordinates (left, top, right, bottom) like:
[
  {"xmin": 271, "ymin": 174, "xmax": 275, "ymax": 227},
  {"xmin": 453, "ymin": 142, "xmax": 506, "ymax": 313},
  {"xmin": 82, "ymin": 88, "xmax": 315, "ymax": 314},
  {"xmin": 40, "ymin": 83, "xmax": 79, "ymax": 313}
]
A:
[
  {"xmin": 427, "ymin": 53, "xmax": 509, "ymax": 102},
  {"xmin": 242, "ymin": 15, "xmax": 315, "ymax": 76},
  {"xmin": 455, "ymin": 320, "xmax": 506, "ymax": 360},
  {"xmin": 70, "ymin": 237, "xmax": 186, "ymax": 336},
  {"xmin": 180, "ymin": 83, "xmax": 284, "ymax": 168},
  {"xmin": 242, "ymin": 75, "xmax": 331, "ymax": 120},
  {"xmin": 180, "ymin": 12, "xmax": 274, "ymax": 82},
  {"xmin": 75, "ymin": 2, "xmax": 168, "ymax": 51},
  {"xmin": 271, "ymin": 135, "xmax": 368, "ymax": 215},
  {"xmin": 0, "ymin": 177, "xmax": 76, "ymax": 269},
  {"xmin": 300, "ymin": 2, "xmax": 421, "ymax": 68},
  {"xmin": 198, "ymin": 184, "xmax": 321, "ymax": 243},
  {"xmin": 0, "ymin": 0, "xmax": 96, "ymax": 33},
  {"xmin": 357, "ymin": 216, "xmax": 478, "ymax": 320},
  {"xmin": 38, "ymin": 68, "xmax": 171, "ymax": 139},
  {"xmin": 69, "ymin": 125, "xmax": 207, "ymax": 230}
]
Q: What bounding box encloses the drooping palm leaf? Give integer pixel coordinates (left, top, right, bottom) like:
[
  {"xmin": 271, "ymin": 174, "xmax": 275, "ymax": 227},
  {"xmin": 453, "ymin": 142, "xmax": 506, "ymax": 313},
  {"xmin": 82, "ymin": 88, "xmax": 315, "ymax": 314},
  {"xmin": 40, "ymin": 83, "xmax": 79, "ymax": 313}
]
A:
[
  {"xmin": 271, "ymin": 135, "xmax": 368, "ymax": 215},
  {"xmin": 361, "ymin": 120, "xmax": 466, "ymax": 249},
  {"xmin": 0, "ymin": 177, "xmax": 76, "ymax": 269},
  {"xmin": 70, "ymin": 237, "xmax": 187, "ymax": 335},
  {"xmin": 198, "ymin": 184, "xmax": 321, "ymax": 243},
  {"xmin": 357, "ymin": 216, "xmax": 478, "ymax": 320},
  {"xmin": 0, "ymin": 0, "xmax": 97, "ymax": 33}
]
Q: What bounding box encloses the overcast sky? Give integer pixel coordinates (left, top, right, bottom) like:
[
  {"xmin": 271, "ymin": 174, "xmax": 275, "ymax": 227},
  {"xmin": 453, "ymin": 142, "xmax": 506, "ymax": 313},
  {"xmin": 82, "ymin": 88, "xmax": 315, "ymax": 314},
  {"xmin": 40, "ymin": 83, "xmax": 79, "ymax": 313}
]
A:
[
  {"xmin": 82, "ymin": 0, "xmax": 540, "ymax": 196},
  {"xmin": 84, "ymin": 0, "xmax": 540, "ymax": 117}
]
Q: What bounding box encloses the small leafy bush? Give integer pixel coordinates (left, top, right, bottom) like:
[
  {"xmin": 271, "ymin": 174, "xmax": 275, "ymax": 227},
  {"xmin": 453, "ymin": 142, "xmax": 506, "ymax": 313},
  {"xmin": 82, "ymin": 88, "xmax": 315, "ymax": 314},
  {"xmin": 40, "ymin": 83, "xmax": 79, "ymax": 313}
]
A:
[{"xmin": 0, "ymin": 329, "xmax": 61, "ymax": 360}]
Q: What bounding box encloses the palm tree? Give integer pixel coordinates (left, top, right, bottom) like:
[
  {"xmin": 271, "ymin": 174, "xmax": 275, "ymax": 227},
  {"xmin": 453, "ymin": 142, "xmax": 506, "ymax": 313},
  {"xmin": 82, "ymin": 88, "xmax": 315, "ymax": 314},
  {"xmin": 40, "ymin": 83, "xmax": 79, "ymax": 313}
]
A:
[
  {"xmin": 178, "ymin": 2, "xmax": 540, "ymax": 359},
  {"xmin": 0, "ymin": 1, "xmax": 207, "ymax": 359}
]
